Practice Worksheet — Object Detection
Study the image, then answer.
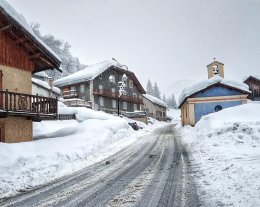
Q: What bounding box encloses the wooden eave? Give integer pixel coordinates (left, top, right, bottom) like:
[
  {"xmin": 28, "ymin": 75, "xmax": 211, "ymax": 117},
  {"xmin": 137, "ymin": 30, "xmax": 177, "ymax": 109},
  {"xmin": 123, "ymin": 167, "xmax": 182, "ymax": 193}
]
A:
[
  {"xmin": 243, "ymin": 76, "xmax": 260, "ymax": 84},
  {"xmin": 179, "ymin": 82, "xmax": 250, "ymax": 108},
  {"xmin": 0, "ymin": 10, "xmax": 61, "ymax": 73},
  {"xmin": 207, "ymin": 60, "xmax": 224, "ymax": 67},
  {"xmin": 112, "ymin": 66, "xmax": 146, "ymax": 94}
]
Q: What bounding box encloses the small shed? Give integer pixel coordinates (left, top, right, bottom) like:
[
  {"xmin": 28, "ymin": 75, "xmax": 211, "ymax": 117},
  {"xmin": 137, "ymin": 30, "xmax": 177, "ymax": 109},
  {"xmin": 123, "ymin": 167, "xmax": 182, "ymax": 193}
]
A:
[
  {"xmin": 243, "ymin": 76, "xmax": 260, "ymax": 101},
  {"xmin": 178, "ymin": 61, "xmax": 250, "ymax": 126}
]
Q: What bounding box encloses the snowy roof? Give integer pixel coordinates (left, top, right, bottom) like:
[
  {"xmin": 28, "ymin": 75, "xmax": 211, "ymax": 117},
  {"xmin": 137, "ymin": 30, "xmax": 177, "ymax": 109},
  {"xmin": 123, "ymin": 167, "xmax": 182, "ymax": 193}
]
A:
[
  {"xmin": 243, "ymin": 75, "xmax": 260, "ymax": 82},
  {"xmin": 178, "ymin": 76, "xmax": 251, "ymax": 108},
  {"xmin": 33, "ymin": 71, "xmax": 49, "ymax": 79},
  {"xmin": 0, "ymin": 0, "xmax": 61, "ymax": 63},
  {"xmin": 53, "ymin": 60, "xmax": 121, "ymax": 87},
  {"xmin": 207, "ymin": 60, "xmax": 224, "ymax": 67},
  {"xmin": 32, "ymin": 78, "xmax": 61, "ymax": 95},
  {"xmin": 143, "ymin": 94, "xmax": 167, "ymax": 108}
]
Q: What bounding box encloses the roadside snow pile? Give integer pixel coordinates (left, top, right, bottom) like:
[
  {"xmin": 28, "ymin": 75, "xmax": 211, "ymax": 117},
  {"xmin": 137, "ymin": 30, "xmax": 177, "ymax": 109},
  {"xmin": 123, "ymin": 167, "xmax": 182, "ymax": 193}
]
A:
[
  {"xmin": 167, "ymin": 109, "xmax": 181, "ymax": 123},
  {"xmin": 0, "ymin": 106, "xmax": 155, "ymax": 200},
  {"xmin": 58, "ymin": 106, "xmax": 114, "ymax": 121},
  {"xmin": 179, "ymin": 103, "xmax": 260, "ymax": 207}
]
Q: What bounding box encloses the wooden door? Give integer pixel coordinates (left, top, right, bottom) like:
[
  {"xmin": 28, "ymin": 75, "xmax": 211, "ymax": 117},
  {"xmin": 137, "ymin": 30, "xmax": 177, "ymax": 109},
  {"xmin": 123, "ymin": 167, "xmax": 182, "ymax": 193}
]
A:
[
  {"xmin": 0, "ymin": 70, "xmax": 2, "ymax": 109},
  {"xmin": 0, "ymin": 123, "xmax": 4, "ymax": 142}
]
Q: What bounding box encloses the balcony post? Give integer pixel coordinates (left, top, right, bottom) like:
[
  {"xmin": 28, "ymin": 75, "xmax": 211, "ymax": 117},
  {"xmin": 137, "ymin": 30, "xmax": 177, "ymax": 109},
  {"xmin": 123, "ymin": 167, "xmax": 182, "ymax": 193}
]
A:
[
  {"xmin": 5, "ymin": 89, "xmax": 8, "ymax": 112},
  {"xmin": 55, "ymin": 97, "xmax": 58, "ymax": 118},
  {"xmin": 36, "ymin": 93, "xmax": 39, "ymax": 117},
  {"xmin": 117, "ymin": 97, "xmax": 120, "ymax": 116}
]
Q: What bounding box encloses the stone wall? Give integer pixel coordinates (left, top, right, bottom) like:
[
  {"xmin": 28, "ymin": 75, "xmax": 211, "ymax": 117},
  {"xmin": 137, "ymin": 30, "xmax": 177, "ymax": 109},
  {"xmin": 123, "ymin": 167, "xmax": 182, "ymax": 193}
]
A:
[{"xmin": 0, "ymin": 117, "xmax": 32, "ymax": 143}]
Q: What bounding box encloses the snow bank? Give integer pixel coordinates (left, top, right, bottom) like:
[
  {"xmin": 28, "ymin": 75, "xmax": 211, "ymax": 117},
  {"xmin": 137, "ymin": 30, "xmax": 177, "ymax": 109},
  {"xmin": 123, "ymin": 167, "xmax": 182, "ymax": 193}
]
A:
[
  {"xmin": 178, "ymin": 76, "xmax": 250, "ymax": 107},
  {"xmin": 58, "ymin": 106, "xmax": 115, "ymax": 121},
  {"xmin": 167, "ymin": 109, "xmax": 181, "ymax": 123},
  {"xmin": 0, "ymin": 118, "xmax": 136, "ymax": 200},
  {"xmin": 178, "ymin": 103, "xmax": 260, "ymax": 206},
  {"xmin": 0, "ymin": 105, "xmax": 156, "ymax": 200}
]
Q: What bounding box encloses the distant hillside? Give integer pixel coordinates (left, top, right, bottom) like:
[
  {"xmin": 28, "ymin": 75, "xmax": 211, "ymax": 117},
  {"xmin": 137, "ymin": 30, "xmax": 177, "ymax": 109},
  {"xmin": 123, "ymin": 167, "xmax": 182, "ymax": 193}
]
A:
[{"xmin": 162, "ymin": 79, "xmax": 195, "ymax": 104}]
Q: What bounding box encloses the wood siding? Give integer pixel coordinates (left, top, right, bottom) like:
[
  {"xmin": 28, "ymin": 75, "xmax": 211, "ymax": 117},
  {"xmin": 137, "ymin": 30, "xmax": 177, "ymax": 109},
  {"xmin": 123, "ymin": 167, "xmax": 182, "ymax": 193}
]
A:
[{"xmin": 0, "ymin": 33, "xmax": 35, "ymax": 72}]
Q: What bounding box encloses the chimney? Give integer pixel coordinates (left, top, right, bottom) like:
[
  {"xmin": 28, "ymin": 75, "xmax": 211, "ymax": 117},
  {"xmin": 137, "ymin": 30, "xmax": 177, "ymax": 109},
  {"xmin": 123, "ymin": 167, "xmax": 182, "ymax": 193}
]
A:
[{"xmin": 48, "ymin": 77, "xmax": 53, "ymax": 97}]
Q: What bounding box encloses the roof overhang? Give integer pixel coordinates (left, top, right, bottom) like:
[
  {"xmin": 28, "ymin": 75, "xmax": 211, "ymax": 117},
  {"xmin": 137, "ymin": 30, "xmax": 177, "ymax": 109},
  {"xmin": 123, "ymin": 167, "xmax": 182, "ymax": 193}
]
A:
[
  {"xmin": 178, "ymin": 82, "xmax": 251, "ymax": 108},
  {"xmin": 0, "ymin": 7, "xmax": 61, "ymax": 73}
]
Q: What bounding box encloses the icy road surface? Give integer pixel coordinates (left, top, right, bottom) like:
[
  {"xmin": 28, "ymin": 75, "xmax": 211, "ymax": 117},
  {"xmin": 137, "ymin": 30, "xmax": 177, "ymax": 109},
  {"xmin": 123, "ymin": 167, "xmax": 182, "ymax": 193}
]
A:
[{"xmin": 0, "ymin": 124, "xmax": 200, "ymax": 207}]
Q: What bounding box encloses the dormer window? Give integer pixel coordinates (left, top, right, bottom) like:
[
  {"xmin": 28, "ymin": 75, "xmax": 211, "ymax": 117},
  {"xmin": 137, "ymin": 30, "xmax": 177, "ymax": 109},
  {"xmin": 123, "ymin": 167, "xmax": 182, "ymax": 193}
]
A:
[
  {"xmin": 99, "ymin": 74, "xmax": 103, "ymax": 79},
  {"xmin": 109, "ymin": 75, "xmax": 115, "ymax": 83}
]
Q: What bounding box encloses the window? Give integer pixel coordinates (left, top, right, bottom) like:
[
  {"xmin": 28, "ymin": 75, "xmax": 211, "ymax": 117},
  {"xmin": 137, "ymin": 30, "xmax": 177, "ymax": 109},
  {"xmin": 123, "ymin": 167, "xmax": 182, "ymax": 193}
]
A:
[
  {"xmin": 109, "ymin": 75, "xmax": 115, "ymax": 83},
  {"xmin": 129, "ymin": 80, "xmax": 133, "ymax": 88},
  {"xmin": 99, "ymin": 74, "xmax": 102, "ymax": 79},
  {"xmin": 111, "ymin": 88, "xmax": 115, "ymax": 93},
  {"xmin": 71, "ymin": 86, "xmax": 75, "ymax": 91},
  {"xmin": 99, "ymin": 97, "xmax": 104, "ymax": 106},
  {"xmin": 80, "ymin": 84, "xmax": 85, "ymax": 93},
  {"xmin": 215, "ymin": 105, "xmax": 222, "ymax": 112},
  {"xmin": 134, "ymin": 104, "xmax": 137, "ymax": 111},
  {"xmin": 133, "ymin": 93, "xmax": 137, "ymax": 99},
  {"xmin": 99, "ymin": 84, "xmax": 103, "ymax": 93},
  {"xmin": 123, "ymin": 102, "xmax": 127, "ymax": 109},
  {"xmin": 112, "ymin": 99, "xmax": 117, "ymax": 108}
]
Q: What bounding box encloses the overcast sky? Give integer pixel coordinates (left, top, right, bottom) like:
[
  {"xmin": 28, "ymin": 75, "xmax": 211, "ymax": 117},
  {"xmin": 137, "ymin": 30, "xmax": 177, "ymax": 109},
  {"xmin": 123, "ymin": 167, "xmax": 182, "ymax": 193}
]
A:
[{"xmin": 7, "ymin": 0, "xmax": 260, "ymax": 92}]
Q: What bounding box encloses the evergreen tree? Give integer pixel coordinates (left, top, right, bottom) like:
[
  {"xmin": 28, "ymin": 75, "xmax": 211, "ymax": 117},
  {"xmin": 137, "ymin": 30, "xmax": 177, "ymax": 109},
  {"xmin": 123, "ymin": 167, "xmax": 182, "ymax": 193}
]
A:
[
  {"xmin": 162, "ymin": 94, "xmax": 166, "ymax": 103},
  {"xmin": 171, "ymin": 94, "xmax": 178, "ymax": 109},
  {"xmin": 146, "ymin": 79, "xmax": 153, "ymax": 95},
  {"xmin": 153, "ymin": 81, "xmax": 161, "ymax": 99},
  {"xmin": 31, "ymin": 22, "xmax": 86, "ymax": 80},
  {"xmin": 166, "ymin": 94, "xmax": 178, "ymax": 109}
]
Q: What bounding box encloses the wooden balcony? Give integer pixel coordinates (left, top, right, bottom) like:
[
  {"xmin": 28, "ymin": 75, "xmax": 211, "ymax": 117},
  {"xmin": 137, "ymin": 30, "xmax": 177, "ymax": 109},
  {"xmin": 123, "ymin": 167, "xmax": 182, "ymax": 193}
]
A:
[
  {"xmin": 93, "ymin": 89, "xmax": 143, "ymax": 104},
  {"xmin": 0, "ymin": 90, "xmax": 58, "ymax": 120},
  {"xmin": 62, "ymin": 90, "xmax": 79, "ymax": 99},
  {"xmin": 63, "ymin": 98, "xmax": 91, "ymax": 108}
]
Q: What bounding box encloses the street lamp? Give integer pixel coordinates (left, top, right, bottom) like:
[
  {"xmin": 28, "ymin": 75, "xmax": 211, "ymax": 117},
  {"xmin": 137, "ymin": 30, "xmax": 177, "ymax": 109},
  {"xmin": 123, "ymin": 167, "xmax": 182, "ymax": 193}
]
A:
[{"xmin": 109, "ymin": 73, "xmax": 128, "ymax": 116}]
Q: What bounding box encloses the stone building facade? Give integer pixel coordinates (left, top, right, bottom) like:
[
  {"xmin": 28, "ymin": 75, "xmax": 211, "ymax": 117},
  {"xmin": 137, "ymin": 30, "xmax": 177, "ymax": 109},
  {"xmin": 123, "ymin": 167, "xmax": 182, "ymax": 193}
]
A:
[
  {"xmin": 142, "ymin": 94, "xmax": 167, "ymax": 121},
  {"xmin": 54, "ymin": 60, "xmax": 145, "ymax": 114}
]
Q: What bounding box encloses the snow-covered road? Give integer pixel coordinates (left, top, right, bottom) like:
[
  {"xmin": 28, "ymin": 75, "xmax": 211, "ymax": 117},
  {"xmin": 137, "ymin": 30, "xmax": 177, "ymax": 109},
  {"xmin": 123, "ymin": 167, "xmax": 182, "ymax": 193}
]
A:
[{"xmin": 0, "ymin": 124, "xmax": 200, "ymax": 207}]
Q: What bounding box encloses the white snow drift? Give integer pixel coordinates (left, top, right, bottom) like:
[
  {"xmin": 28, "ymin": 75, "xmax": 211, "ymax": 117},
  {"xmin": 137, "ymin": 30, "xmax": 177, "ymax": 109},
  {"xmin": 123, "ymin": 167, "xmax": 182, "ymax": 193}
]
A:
[
  {"xmin": 0, "ymin": 107, "xmax": 155, "ymax": 200},
  {"xmin": 179, "ymin": 103, "xmax": 260, "ymax": 207}
]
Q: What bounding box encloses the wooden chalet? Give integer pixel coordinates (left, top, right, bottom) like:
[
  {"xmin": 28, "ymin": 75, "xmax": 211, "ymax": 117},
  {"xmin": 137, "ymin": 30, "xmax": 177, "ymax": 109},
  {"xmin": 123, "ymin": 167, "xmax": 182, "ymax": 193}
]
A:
[
  {"xmin": 0, "ymin": 1, "xmax": 61, "ymax": 143},
  {"xmin": 243, "ymin": 76, "xmax": 260, "ymax": 101}
]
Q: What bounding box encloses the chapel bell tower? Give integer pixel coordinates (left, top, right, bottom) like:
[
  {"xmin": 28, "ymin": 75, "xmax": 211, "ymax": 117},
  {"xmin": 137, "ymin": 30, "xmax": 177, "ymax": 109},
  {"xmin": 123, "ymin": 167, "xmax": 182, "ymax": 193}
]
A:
[{"xmin": 207, "ymin": 59, "xmax": 224, "ymax": 79}]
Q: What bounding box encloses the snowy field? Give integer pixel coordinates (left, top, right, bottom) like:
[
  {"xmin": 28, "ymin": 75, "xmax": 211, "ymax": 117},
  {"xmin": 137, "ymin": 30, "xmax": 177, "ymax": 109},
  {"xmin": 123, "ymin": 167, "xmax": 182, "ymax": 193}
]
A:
[
  {"xmin": 178, "ymin": 103, "xmax": 260, "ymax": 207},
  {"xmin": 0, "ymin": 106, "xmax": 163, "ymax": 200}
]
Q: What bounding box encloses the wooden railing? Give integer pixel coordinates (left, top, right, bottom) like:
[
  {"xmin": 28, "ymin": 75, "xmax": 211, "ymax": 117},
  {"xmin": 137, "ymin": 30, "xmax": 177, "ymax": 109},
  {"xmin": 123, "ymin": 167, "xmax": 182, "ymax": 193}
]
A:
[
  {"xmin": 58, "ymin": 114, "xmax": 76, "ymax": 120},
  {"xmin": 93, "ymin": 89, "xmax": 143, "ymax": 104},
  {"xmin": 0, "ymin": 89, "xmax": 58, "ymax": 118},
  {"xmin": 62, "ymin": 90, "xmax": 79, "ymax": 99},
  {"xmin": 63, "ymin": 99, "xmax": 91, "ymax": 108}
]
